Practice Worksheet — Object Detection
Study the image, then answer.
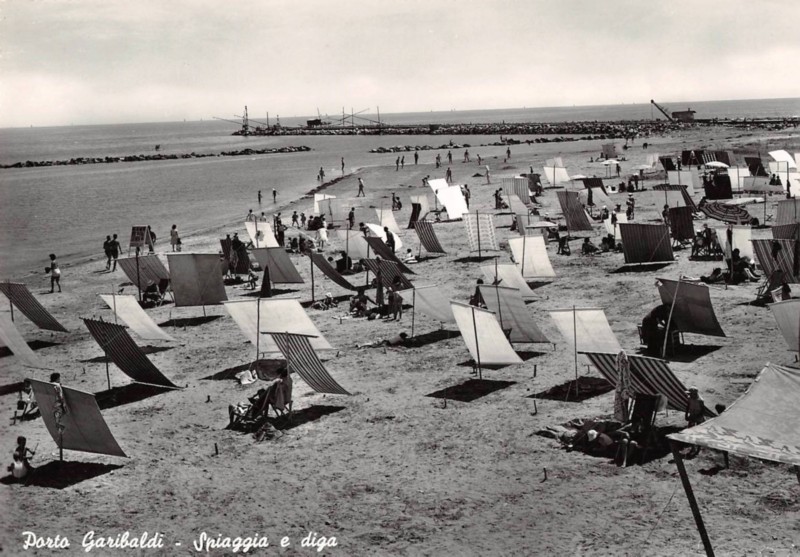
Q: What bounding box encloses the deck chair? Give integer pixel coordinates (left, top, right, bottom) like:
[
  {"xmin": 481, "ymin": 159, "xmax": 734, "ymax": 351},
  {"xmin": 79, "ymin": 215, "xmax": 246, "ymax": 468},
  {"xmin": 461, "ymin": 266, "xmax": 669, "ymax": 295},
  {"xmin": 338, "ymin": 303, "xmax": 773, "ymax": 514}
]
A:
[
  {"xmin": 625, "ymin": 393, "xmax": 663, "ymax": 465},
  {"xmin": 755, "ymin": 269, "xmax": 785, "ymax": 304},
  {"xmin": 142, "ymin": 277, "xmax": 171, "ymax": 307}
]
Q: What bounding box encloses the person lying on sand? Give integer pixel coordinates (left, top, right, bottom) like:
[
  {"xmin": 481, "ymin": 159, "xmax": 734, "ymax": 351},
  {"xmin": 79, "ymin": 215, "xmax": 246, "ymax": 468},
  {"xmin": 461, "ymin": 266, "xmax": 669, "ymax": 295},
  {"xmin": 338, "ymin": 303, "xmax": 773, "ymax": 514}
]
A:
[{"xmin": 355, "ymin": 332, "xmax": 410, "ymax": 349}]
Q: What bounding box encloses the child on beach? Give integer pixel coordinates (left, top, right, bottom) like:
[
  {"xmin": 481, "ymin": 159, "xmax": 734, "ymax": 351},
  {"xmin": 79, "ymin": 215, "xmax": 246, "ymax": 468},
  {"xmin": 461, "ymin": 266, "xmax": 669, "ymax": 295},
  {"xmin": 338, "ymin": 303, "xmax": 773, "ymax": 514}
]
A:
[
  {"xmin": 46, "ymin": 254, "xmax": 61, "ymax": 293},
  {"xmin": 170, "ymin": 225, "xmax": 181, "ymax": 252}
]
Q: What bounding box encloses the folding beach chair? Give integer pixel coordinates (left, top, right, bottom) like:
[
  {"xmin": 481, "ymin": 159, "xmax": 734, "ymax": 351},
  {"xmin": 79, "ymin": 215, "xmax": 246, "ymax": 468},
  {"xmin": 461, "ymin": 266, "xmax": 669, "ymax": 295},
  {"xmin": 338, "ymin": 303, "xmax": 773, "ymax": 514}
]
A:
[
  {"xmin": 626, "ymin": 393, "xmax": 662, "ymax": 464},
  {"xmin": 755, "ymin": 270, "xmax": 785, "ymax": 305}
]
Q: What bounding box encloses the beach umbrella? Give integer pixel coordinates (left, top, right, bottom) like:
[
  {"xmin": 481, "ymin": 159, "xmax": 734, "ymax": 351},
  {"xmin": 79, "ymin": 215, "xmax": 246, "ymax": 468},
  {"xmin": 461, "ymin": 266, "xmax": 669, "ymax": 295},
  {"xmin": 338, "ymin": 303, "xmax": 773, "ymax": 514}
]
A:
[
  {"xmin": 700, "ymin": 202, "xmax": 753, "ymax": 224},
  {"xmin": 705, "ymin": 161, "xmax": 730, "ymax": 169}
]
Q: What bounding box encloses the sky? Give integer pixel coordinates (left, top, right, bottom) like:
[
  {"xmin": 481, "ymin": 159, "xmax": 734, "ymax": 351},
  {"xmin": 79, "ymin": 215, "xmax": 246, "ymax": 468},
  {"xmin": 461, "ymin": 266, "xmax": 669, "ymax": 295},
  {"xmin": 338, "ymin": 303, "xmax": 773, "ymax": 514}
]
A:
[{"xmin": 1, "ymin": 0, "xmax": 799, "ymax": 127}]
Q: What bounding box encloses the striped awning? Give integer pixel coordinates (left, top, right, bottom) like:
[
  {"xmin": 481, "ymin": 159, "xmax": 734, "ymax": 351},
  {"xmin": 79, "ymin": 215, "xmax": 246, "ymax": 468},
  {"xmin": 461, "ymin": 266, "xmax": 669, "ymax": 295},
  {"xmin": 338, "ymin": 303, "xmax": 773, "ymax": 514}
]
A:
[
  {"xmin": 0, "ymin": 282, "xmax": 68, "ymax": 332},
  {"xmin": 251, "ymin": 247, "xmax": 304, "ymax": 284},
  {"xmin": 309, "ymin": 252, "xmax": 357, "ymax": 291},
  {"xmin": 657, "ymin": 278, "xmax": 725, "ymax": 337},
  {"xmin": 584, "ymin": 352, "xmax": 715, "ymax": 417},
  {"xmin": 556, "ymin": 191, "xmax": 593, "ymax": 231},
  {"xmin": 619, "ymin": 223, "xmax": 674, "ymax": 264},
  {"xmin": 776, "ymin": 199, "xmax": 800, "ymax": 226},
  {"xmin": 117, "ymin": 254, "xmax": 170, "ymax": 292},
  {"xmin": 773, "ymin": 224, "xmax": 800, "ymax": 240},
  {"xmin": 752, "ymin": 239, "xmax": 800, "ymax": 283},
  {"xmin": 29, "ymin": 379, "xmax": 127, "ymax": 457},
  {"xmin": 272, "ymin": 333, "xmax": 350, "ymax": 395},
  {"xmin": 413, "ymin": 220, "xmax": 446, "ymax": 254},
  {"xmin": 662, "ymin": 174, "xmax": 697, "ymax": 200},
  {"xmin": 668, "ymin": 206, "xmax": 695, "ymax": 242},
  {"xmin": 479, "ymin": 285, "xmax": 549, "ymax": 343},
  {"xmin": 364, "ymin": 236, "xmax": 414, "ymax": 274},
  {"xmin": 362, "ymin": 259, "xmax": 413, "ymax": 290},
  {"xmin": 464, "ymin": 213, "xmax": 499, "ymax": 252},
  {"xmin": 408, "ymin": 203, "xmax": 422, "ymax": 229},
  {"xmin": 83, "ymin": 318, "xmax": 179, "ymax": 388},
  {"xmin": 501, "ymin": 176, "xmax": 532, "ymax": 204}
]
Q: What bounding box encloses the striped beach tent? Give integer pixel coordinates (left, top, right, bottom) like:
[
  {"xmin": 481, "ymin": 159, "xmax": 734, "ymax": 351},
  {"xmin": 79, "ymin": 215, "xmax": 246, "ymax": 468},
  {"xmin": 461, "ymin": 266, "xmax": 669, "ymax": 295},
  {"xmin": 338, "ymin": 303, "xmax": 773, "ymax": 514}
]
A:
[
  {"xmin": 362, "ymin": 259, "xmax": 413, "ymax": 290},
  {"xmin": 308, "ymin": 252, "xmax": 357, "ymax": 291},
  {"xmin": 364, "ymin": 235, "xmax": 414, "ymax": 275},
  {"xmin": 464, "ymin": 213, "xmax": 499, "ymax": 253},
  {"xmin": 271, "ymin": 332, "xmax": 350, "ymax": 395},
  {"xmin": 450, "ymin": 301, "xmax": 522, "ymax": 367},
  {"xmin": 669, "ymin": 206, "xmax": 695, "ymax": 244},
  {"xmin": 408, "ymin": 203, "xmax": 422, "ymax": 229},
  {"xmin": 167, "ymin": 253, "xmax": 228, "ymax": 307},
  {"xmin": 0, "ymin": 282, "xmax": 68, "ymax": 332},
  {"xmin": 251, "ymin": 247, "xmax": 304, "ymax": 284},
  {"xmin": 29, "ymin": 379, "xmax": 127, "ymax": 458},
  {"xmin": 583, "ymin": 352, "xmax": 714, "ymax": 417},
  {"xmin": 549, "ymin": 307, "xmax": 621, "ymax": 354},
  {"xmin": 0, "ymin": 313, "xmax": 47, "ymax": 369},
  {"xmin": 223, "ymin": 298, "xmax": 333, "ymax": 354},
  {"xmin": 397, "ymin": 285, "xmax": 455, "ymax": 325},
  {"xmin": 117, "ymin": 254, "xmax": 170, "ymax": 292},
  {"xmin": 752, "ymin": 239, "xmax": 800, "ymax": 283},
  {"xmin": 99, "ymin": 294, "xmax": 175, "ymax": 342},
  {"xmin": 479, "ymin": 285, "xmax": 549, "ymax": 344},
  {"xmin": 480, "ymin": 263, "xmax": 536, "ymax": 299},
  {"xmin": 618, "ymin": 223, "xmax": 674, "ymax": 265},
  {"xmin": 556, "ymin": 191, "xmax": 593, "ymax": 231},
  {"xmin": 653, "ymin": 184, "xmax": 696, "ymax": 210},
  {"xmin": 776, "ymin": 199, "xmax": 800, "ymax": 226},
  {"xmin": 83, "ymin": 318, "xmax": 179, "ymax": 388},
  {"xmin": 365, "ymin": 223, "xmax": 404, "ymax": 253},
  {"xmin": 413, "ymin": 220, "xmax": 446, "ymax": 255},
  {"xmin": 502, "ymin": 176, "xmax": 532, "ymax": 204},
  {"xmin": 657, "ymin": 278, "xmax": 725, "ymax": 337},
  {"xmin": 508, "ymin": 236, "xmax": 556, "ymax": 279},
  {"xmin": 772, "ymin": 224, "xmax": 800, "ymax": 241}
]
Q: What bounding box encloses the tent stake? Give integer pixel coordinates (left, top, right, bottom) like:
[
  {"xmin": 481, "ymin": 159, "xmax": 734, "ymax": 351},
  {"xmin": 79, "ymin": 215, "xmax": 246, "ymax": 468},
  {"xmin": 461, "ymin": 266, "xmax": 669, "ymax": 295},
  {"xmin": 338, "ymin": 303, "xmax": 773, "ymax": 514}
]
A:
[{"xmin": 670, "ymin": 441, "xmax": 715, "ymax": 557}]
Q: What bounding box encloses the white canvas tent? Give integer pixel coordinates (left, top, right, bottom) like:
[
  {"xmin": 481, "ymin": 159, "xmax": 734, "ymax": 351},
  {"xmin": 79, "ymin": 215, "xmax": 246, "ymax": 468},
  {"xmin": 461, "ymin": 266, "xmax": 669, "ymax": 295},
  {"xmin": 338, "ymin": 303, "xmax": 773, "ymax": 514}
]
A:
[
  {"xmin": 244, "ymin": 220, "xmax": 279, "ymax": 248},
  {"xmin": 508, "ymin": 236, "xmax": 555, "ymax": 279},
  {"xmin": 365, "ymin": 223, "xmax": 404, "ymax": 251},
  {"xmin": 480, "ymin": 263, "xmax": 536, "ymax": 299},
  {"xmin": 713, "ymin": 225, "xmax": 753, "ymax": 261},
  {"xmin": 0, "ymin": 313, "xmax": 47, "ymax": 369},
  {"xmin": 451, "ymin": 301, "xmax": 522, "ymax": 367},
  {"xmin": 167, "ymin": 253, "xmax": 228, "ymax": 307},
  {"xmin": 549, "ymin": 307, "xmax": 621, "ymax": 354},
  {"xmin": 99, "ymin": 294, "xmax": 175, "ymax": 341}
]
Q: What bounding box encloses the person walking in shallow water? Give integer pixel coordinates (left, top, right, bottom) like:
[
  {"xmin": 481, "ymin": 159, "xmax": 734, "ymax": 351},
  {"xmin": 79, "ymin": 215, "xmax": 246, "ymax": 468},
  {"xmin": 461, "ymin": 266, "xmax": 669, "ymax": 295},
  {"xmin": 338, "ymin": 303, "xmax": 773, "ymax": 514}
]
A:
[
  {"xmin": 47, "ymin": 254, "xmax": 61, "ymax": 293},
  {"xmin": 272, "ymin": 188, "xmax": 277, "ymax": 203},
  {"xmin": 258, "ymin": 190, "xmax": 262, "ymax": 204}
]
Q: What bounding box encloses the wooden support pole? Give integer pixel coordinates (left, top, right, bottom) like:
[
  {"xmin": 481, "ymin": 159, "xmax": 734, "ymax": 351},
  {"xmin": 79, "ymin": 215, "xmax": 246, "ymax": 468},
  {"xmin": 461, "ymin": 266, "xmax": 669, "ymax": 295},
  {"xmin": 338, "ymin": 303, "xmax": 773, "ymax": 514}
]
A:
[
  {"xmin": 309, "ymin": 255, "xmax": 315, "ymax": 303},
  {"xmin": 663, "ymin": 277, "xmax": 681, "ymax": 359},
  {"xmin": 471, "ymin": 306, "xmax": 482, "ymax": 380},
  {"xmin": 670, "ymin": 441, "xmax": 715, "ymax": 557},
  {"xmin": 411, "ymin": 288, "xmax": 416, "ymax": 339}
]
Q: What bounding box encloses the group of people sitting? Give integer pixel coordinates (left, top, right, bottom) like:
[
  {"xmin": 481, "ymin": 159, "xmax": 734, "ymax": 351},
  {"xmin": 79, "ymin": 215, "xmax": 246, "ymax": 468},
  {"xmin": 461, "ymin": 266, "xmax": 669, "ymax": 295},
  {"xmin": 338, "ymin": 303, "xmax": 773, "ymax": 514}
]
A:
[
  {"xmin": 349, "ymin": 275, "xmax": 405, "ymax": 321},
  {"xmin": 228, "ymin": 365, "xmax": 293, "ymax": 440}
]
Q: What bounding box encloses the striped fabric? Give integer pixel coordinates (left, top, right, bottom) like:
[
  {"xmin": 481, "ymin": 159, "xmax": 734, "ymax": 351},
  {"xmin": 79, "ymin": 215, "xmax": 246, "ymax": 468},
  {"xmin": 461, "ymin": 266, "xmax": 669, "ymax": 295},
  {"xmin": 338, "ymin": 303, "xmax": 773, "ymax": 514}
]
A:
[
  {"xmin": 29, "ymin": 379, "xmax": 127, "ymax": 457},
  {"xmin": 364, "ymin": 236, "xmax": 415, "ymax": 275},
  {"xmin": 479, "ymin": 285, "xmax": 549, "ymax": 343},
  {"xmin": 251, "ymin": 247, "xmax": 304, "ymax": 284},
  {"xmin": 773, "ymin": 224, "xmax": 800, "ymax": 240},
  {"xmin": 83, "ymin": 318, "xmax": 178, "ymax": 388},
  {"xmin": 776, "ymin": 199, "xmax": 800, "ymax": 226},
  {"xmin": 408, "ymin": 203, "xmax": 422, "ymax": 228},
  {"xmin": 502, "ymin": 176, "xmax": 532, "ymax": 204},
  {"xmin": 0, "ymin": 282, "xmax": 68, "ymax": 332},
  {"xmin": 413, "ymin": 220, "xmax": 446, "ymax": 254},
  {"xmin": 653, "ymin": 183, "xmax": 696, "ymax": 210},
  {"xmin": 752, "ymin": 239, "xmax": 800, "ymax": 283},
  {"xmin": 618, "ymin": 223, "xmax": 674, "ymax": 264},
  {"xmin": 272, "ymin": 333, "xmax": 350, "ymax": 395},
  {"xmin": 584, "ymin": 352, "xmax": 714, "ymax": 417},
  {"xmin": 362, "ymin": 259, "xmax": 413, "ymax": 290},
  {"xmin": 668, "ymin": 206, "xmax": 695, "ymax": 242},
  {"xmin": 117, "ymin": 255, "xmax": 170, "ymax": 291},
  {"xmin": 309, "ymin": 252, "xmax": 357, "ymax": 291},
  {"xmin": 556, "ymin": 191, "xmax": 593, "ymax": 231},
  {"xmin": 464, "ymin": 213, "xmax": 499, "ymax": 252},
  {"xmin": 657, "ymin": 278, "xmax": 725, "ymax": 337}
]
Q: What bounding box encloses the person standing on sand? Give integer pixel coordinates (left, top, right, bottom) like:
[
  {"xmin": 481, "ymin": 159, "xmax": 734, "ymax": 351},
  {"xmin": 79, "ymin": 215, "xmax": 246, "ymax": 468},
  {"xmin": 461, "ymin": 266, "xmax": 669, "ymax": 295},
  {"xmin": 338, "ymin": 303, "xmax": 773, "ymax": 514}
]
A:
[
  {"xmin": 272, "ymin": 188, "xmax": 277, "ymax": 203},
  {"xmin": 447, "ymin": 151, "xmax": 453, "ymax": 164},
  {"xmin": 384, "ymin": 227, "xmax": 396, "ymax": 253},
  {"xmin": 47, "ymin": 254, "xmax": 61, "ymax": 293},
  {"xmin": 109, "ymin": 234, "xmax": 121, "ymax": 271},
  {"xmin": 300, "ymin": 213, "xmax": 307, "ymax": 228},
  {"xmin": 292, "ymin": 211, "xmax": 299, "ymax": 227},
  {"xmin": 319, "ymin": 167, "xmax": 325, "ymax": 182},
  {"xmin": 506, "ymin": 147, "xmax": 511, "ymax": 159},
  {"xmin": 258, "ymin": 190, "xmax": 262, "ymax": 204},
  {"xmin": 414, "ymin": 151, "xmax": 418, "ymax": 165},
  {"xmin": 445, "ymin": 167, "xmax": 452, "ymax": 183},
  {"xmin": 401, "ymin": 156, "xmax": 405, "ymax": 169},
  {"xmin": 477, "ymin": 154, "xmax": 482, "ymax": 165},
  {"xmin": 485, "ymin": 165, "xmax": 491, "ymax": 184},
  {"xmin": 170, "ymin": 225, "xmax": 180, "ymax": 252},
  {"xmin": 348, "ymin": 208, "xmax": 355, "ymax": 229},
  {"xmin": 103, "ymin": 235, "xmax": 112, "ymax": 270},
  {"xmin": 146, "ymin": 226, "xmax": 155, "ymax": 254},
  {"xmin": 396, "ymin": 157, "xmax": 400, "ymax": 171},
  {"xmin": 357, "ymin": 178, "xmax": 365, "ymax": 197},
  {"xmin": 341, "ymin": 158, "xmax": 345, "ymax": 173},
  {"xmin": 435, "ymin": 154, "xmax": 441, "ymax": 168}
]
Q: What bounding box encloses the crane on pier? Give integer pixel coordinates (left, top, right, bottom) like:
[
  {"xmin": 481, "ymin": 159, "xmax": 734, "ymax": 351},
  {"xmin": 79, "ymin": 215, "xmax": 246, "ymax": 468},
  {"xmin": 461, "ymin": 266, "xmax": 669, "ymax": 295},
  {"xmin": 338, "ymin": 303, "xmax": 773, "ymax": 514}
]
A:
[
  {"xmin": 650, "ymin": 99, "xmax": 696, "ymax": 123},
  {"xmin": 214, "ymin": 106, "xmax": 251, "ymax": 135}
]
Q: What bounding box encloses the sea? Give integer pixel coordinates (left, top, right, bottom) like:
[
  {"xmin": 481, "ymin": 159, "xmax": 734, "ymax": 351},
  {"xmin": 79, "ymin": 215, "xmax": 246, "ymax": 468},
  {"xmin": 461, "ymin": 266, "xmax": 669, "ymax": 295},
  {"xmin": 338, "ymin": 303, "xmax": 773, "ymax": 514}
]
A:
[{"xmin": 1, "ymin": 98, "xmax": 798, "ymax": 278}]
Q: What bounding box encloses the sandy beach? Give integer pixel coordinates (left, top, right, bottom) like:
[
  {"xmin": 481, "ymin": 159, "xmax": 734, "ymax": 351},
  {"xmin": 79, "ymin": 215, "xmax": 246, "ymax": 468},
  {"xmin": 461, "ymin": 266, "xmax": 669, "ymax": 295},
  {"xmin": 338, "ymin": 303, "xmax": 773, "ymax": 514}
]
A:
[{"xmin": 4, "ymin": 124, "xmax": 800, "ymax": 556}]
